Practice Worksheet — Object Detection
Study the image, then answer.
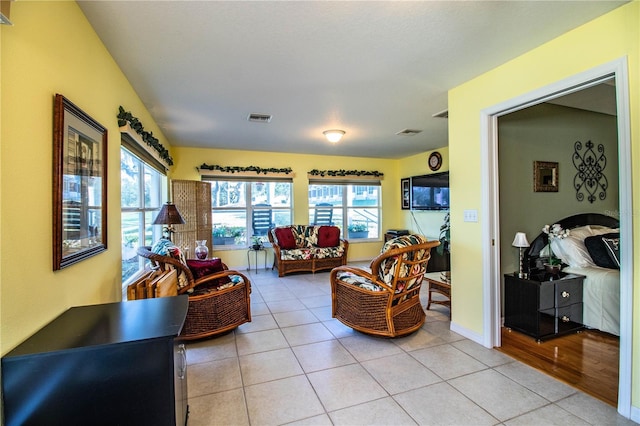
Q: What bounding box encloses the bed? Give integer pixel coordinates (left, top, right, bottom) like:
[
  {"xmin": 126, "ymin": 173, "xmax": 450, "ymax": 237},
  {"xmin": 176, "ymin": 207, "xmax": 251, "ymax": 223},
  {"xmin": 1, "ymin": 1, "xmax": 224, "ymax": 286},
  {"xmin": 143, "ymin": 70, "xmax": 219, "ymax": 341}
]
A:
[{"xmin": 524, "ymin": 213, "xmax": 620, "ymax": 336}]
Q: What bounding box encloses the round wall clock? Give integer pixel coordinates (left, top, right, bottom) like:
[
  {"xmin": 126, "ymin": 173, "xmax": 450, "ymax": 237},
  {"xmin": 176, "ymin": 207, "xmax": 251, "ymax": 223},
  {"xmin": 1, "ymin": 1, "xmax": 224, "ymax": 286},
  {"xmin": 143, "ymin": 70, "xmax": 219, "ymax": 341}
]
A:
[{"xmin": 428, "ymin": 151, "xmax": 442, "ymax": 171}]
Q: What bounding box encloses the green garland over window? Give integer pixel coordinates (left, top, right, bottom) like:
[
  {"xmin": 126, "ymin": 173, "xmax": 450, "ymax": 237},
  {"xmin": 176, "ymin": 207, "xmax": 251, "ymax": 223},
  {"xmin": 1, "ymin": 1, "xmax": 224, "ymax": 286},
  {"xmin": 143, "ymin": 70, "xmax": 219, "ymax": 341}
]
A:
[
  {"xmin": 308, "ymin": 169, "xmax": 383, "ymax": 177},
  {"xmin": 198, "ymin": 163, "xmax": 293, "ymax": 175},
  {"xmin": 117, "ymin": 106, "xmax": 174, "ymax": 166}
]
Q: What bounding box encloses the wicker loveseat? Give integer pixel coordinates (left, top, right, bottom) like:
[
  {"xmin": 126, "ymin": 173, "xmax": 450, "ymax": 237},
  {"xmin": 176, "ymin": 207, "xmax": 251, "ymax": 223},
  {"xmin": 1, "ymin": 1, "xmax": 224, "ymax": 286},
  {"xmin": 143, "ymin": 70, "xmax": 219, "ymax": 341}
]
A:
[
  {"xmin": 137, "ymin": 243, "xmax": 251, "ymax": 340},
  {"xmin": 330, "ymin": 234, "xmax": 439, "ymax": 337},
  {"xmin": 268, "ymin": 225, "xmax": 349, "ymax": 277}
]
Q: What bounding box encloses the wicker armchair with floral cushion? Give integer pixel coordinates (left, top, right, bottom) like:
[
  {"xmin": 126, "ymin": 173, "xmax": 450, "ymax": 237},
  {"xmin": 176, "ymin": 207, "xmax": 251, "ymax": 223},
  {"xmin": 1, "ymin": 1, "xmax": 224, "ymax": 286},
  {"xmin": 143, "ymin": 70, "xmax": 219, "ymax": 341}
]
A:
[
  {"xmin": 137, "ymin": 240, "xmax": 251, "ymax": 340},
  {"xmin": 330, "ymin": 234, "xmax": 439, "ymax": 337}
]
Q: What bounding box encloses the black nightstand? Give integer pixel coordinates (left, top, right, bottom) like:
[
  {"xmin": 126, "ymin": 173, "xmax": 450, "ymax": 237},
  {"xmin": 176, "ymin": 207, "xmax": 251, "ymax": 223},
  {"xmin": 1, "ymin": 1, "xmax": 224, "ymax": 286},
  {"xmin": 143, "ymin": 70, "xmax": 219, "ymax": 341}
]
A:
[{"xmin": 504, "ymin": 271, "xmax": 585, "ymax": 341}]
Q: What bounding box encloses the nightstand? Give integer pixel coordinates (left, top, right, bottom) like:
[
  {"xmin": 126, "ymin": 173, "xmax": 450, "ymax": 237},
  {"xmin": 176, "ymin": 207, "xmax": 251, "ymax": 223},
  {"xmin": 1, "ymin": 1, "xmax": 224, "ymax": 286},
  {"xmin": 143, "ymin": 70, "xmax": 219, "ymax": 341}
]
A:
[{"xmin": 504, "ymin": 271, "xmax": 585, "ymax": 341}]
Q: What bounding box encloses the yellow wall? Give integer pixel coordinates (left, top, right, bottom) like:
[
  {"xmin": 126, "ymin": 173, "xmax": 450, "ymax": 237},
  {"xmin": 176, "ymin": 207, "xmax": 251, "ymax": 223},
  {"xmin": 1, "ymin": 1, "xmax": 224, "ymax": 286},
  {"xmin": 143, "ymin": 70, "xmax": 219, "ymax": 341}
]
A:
[
  {"xmin": 448, "ymin": 1, "xmax": 638, "ymax": 407},
  {"xmin": 170, "ymin": 147, "xmax": 404, "ymax": 266},
  {"xmin": 0, "ymin": 1, "xmax": 170, "ymax": 353}
]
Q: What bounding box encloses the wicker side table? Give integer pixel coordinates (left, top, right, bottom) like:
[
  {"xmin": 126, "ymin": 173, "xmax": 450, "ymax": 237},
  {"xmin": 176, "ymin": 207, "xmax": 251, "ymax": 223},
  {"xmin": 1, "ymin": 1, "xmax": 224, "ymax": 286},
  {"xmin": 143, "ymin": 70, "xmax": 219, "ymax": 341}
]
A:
[{"xmin": 424, "ymin": 271, "xmax": 451, "ymax": 317}]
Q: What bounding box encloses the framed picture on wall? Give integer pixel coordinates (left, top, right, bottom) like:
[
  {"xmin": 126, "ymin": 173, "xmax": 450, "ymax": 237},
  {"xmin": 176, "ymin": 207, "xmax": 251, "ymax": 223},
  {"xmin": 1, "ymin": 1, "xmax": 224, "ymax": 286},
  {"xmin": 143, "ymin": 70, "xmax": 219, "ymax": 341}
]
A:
[
  {"xmin": 401, "ymin": 178, "xmax": 411, "ymax": 209},
  {"xmin": 53, "ymin": 94, "xmax": 108, "ymax": 270}
]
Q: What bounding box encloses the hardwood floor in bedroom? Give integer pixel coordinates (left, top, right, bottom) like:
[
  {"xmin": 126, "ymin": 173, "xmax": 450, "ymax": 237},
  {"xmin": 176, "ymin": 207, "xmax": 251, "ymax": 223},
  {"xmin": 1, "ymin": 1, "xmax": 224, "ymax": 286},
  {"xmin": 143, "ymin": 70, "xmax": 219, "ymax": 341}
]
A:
[{"xmin": 497, "ymin": 327, "xmax": 619, "ymax": 407}]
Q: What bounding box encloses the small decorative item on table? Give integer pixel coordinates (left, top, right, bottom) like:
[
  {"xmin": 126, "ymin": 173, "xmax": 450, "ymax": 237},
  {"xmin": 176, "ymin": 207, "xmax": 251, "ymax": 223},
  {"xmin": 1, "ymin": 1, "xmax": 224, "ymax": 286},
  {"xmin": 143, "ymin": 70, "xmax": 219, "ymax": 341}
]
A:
[
  {"xmin": 541, "ymin": 223, "xmax": 570, "ymax": 277},
  {"xmin": 195, "ymin": 240, "xmax": 208, "ymax": 260}
]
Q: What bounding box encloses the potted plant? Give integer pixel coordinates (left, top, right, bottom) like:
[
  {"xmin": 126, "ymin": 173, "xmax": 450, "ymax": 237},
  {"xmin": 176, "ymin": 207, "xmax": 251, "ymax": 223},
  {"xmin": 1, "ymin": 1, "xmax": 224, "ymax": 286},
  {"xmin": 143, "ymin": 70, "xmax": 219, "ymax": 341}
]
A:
[
  {"xmin": 251, "ymin": 235, "xmax": 264, "ymax": 250},
  {"xmin": 348, "ymin": 223, "xmax": 368, "ymax": 239}
]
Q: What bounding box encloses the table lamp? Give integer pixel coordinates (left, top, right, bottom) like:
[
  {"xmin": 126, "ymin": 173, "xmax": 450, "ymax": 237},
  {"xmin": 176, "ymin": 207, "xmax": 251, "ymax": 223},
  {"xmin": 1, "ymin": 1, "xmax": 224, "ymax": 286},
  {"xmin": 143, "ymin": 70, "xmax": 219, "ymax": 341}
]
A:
[
  {"xmin": 152, "ymin": 202, "xmax": 186, "ymax": 241},
  {"xmin": 512, "ymin": 232, "xmax": 530, "ymax": 278}
]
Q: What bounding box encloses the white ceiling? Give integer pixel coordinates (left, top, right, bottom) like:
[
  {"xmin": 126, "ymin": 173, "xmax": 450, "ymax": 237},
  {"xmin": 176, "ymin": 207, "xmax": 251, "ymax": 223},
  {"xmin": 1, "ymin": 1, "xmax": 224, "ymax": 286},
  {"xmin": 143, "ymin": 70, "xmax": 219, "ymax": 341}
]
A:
[{"xmin": 78, "ymin": 1, "xmax": 625, "ymax": 159}]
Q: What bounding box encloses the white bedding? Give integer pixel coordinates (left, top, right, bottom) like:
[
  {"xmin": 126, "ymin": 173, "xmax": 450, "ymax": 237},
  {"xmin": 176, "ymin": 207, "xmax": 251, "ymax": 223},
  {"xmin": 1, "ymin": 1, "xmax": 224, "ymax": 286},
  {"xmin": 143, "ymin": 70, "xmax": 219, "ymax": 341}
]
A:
[{"xmin": 563, "ymin": 265, "xmax": 620, "ymax": 336}]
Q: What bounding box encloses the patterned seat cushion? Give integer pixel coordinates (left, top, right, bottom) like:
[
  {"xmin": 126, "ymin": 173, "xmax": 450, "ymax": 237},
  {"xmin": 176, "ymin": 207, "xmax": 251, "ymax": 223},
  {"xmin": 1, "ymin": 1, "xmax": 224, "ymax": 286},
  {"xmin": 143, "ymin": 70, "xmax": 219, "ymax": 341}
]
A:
[
  {"xmin": 336, "ymin": 271, "xmax": 384, "ymax": 292},
  {"xmin": 378, "ymin": 234, "xmax": 430, "ymax": 291}
]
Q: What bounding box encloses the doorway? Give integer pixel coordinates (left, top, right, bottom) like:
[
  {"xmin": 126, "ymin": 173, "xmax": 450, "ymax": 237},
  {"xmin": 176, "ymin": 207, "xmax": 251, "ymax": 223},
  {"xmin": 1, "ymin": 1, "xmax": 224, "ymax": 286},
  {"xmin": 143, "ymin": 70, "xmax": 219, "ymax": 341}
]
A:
[{"xmin": 481, "ymin": 58, "xmax": 633, "ymax": 417}]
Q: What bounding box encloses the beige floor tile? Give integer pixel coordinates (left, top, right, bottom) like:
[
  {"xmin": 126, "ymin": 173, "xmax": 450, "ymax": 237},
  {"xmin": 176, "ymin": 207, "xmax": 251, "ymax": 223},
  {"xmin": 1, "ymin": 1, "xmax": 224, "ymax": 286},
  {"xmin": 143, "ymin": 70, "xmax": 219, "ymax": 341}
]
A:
[
  {"xmin": 239, "ymin": 347, "xmax": 304, "ymax": 385},
  {"xmin": 361, "ymin": 352, "xmax": 442, "ymax": 395},
  {"xmin": 250, "ymin": 301, "xmax": 270, "ymax": 315},
  {"xmin": 266, "ymin": 298, "xmax": 308, "ymax": 313},
  {"xmin": 392, "ymin": 328, "xmax": 446, "ymax": 352},
  {"xmin": 307, "ymin": 364, "xmax": 388, "ymax": 412},
  {"xmin": 273, "ymin": 309, "xmax": 320, "ymax": 328},
  {"xmin": 282, "ymin": 322, "xmax": 334, "ymax": 346},
  {"xmin": 329, "ymin": 396, "xmax": 418, "ymax": 425},
  {"xmin": 187, "ymin": 388, "xmax": 249, "ymax": 426},
  {"xmin": 556, "ymin": 392, "xmax": 638, "ymax": 425},
  {"xmin": 339, "ymin": 334, "xmax": 404, "ymax": 362},
  {"xmin": 504, "ymin": 403, "xmax": 590, "ymax": 425},
  {"xmin": 286, "ymin": 413, "xmax": 334, "ymax": 425},
  {"xmin": 410, "ymin": 343, "xmax": 488, "ymax": 380},
  {"xmin": 495, "ymin": 361, "xmax": 577, "ymax": 402},
  {"xmin": 235, "ymin": 313, "xmax": 278, "ymax": 334},
  {"xmin": 452, "ymin": 338, "xmax": 514, "ymax": 367},
  {"xmin": 185, "ymin": 332, "xmax": 237, "ymax": 365},
  {"xmin": 187, "ymin": 357, "xmax": 242, "ymax": 398},
  {"xmin": 322, "ymin": 318, "xmax": 358, "ymax": 339},
  {"xmin": 299, "ymin": 294, "xmax": 332, "ymax": 309},
  {"xmin": 245, "ymin": 375, "xmax": 325, "ymax": 425},
  {"xmin": 309, "ymin": 305, "xmax": 333, "ymax": 321},
  {"xmin": 393, "ymin": 382, "xmax": 498, "ymax": 425},
  {"xmin": 235, "ymin": 328, "xmax": 289, "ymax": 356},
  {"xmin": 259, "ymin": 287, "xmax": 298, "ymax": 302},
  {"xmin": 292, "ymin": 340, "xmax": 356, "ymax": 373},
  {"xmin": 448, "ymin": 369, "xmax": 548, "ymax": 421}
]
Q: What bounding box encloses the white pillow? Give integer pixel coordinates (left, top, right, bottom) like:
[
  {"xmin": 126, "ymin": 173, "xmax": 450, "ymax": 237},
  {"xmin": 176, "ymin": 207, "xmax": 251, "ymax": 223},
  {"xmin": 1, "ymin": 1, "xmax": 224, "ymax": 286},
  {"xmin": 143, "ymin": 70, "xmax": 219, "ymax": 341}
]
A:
[{"xmin": 550, "ymin": 225, "xmax": 596, "ymax": 267}]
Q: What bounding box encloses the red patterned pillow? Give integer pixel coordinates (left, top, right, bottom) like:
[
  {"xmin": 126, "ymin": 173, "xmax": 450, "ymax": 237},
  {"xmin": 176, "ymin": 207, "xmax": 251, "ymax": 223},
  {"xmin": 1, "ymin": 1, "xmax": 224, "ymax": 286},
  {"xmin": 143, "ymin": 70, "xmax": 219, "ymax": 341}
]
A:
[
  {"xmin": 317, "ymin": 226, "xmax": 340, "ymax": 247},
  {"xmin": 186, "ymin": 258, "xmax": 226, "ymax": 280},
  {"xmin": 275, "ymin": 227, "xmax": 296, "ymax": 249}
]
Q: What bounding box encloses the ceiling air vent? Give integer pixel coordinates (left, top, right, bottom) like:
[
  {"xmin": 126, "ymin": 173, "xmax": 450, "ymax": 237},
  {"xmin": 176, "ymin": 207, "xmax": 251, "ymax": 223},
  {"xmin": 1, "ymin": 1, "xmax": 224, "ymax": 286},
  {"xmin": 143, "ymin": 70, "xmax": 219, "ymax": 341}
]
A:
[
  {"xmin": 247, "ymin": 113, "xmax": 272, "ymax": 123},
  {"xmin": 396, "ymin": 129, "xmax": 422, "ymax": 136}
]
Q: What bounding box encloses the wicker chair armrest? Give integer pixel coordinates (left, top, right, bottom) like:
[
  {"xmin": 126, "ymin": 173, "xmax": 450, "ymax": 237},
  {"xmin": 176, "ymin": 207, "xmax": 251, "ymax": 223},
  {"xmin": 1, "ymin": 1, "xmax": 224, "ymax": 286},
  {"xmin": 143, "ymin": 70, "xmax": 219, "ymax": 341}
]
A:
[
  {"xmin": 137, "ymin": 246, "xmax": 195, "ymax": 286},
  {"xmin": 330, "ymin": 266, "xmax": 392, "ymax": 292}
]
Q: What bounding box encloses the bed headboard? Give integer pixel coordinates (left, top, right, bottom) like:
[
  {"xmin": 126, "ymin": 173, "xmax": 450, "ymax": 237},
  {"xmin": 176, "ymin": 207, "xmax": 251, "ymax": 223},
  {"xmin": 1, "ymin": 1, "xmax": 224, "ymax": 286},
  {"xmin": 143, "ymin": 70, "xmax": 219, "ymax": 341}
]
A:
[{"xmin": 523, "ymin": 213, "xmax": 620, "ymax": 261}]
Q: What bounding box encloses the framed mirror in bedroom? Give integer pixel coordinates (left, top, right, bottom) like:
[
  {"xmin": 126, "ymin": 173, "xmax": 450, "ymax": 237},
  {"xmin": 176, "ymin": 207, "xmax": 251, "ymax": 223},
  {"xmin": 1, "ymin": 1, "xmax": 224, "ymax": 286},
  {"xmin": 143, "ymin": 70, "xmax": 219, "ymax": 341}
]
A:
[{"xmin": 533, "ymin": 161, "xmax": 558, "ymax": 192}]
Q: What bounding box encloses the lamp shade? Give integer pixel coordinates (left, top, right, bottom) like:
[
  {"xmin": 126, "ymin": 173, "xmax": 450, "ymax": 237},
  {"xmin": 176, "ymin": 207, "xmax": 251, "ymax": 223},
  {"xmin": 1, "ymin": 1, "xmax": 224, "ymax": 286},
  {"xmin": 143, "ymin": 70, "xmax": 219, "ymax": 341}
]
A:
[
  {"xmin": 152, "ymin": 202, "xmax": 186, "ymax": 225},
  {"xmin": 511, "ymin": 232, "xmax": 530, "ymax": 248},
  {"xmin": 323, "ymin": 129, "xmax": 345, "ymax": 143}
]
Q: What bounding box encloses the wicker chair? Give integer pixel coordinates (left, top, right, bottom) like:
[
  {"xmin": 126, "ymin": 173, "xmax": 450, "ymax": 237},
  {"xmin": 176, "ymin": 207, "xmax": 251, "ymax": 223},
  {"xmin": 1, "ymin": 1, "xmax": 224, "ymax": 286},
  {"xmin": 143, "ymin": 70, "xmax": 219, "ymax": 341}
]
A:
[
  {"xmin": 330, "ymin": 234, "xmax": 439, "ymax": 337},
  {"xmin": 137, "ymin": 246, "xmax": 251, "ymax": 340}
]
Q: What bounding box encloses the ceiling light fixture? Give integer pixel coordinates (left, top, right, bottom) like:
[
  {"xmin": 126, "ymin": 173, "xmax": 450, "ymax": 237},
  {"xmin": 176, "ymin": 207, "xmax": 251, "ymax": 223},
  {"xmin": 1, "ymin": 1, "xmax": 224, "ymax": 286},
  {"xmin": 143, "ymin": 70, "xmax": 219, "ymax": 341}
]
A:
[{"xmin": 323, "ymin": 129, "xmax": 345, "ymax": 143}]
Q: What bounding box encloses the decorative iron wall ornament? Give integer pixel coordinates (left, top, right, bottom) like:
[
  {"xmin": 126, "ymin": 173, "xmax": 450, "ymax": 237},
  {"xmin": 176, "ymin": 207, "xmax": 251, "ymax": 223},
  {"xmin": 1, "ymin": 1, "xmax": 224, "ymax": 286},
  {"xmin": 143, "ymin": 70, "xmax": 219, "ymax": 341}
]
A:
[{"xmin": 572, "ymin": 140, "xmax": 607, "ymax": 203}]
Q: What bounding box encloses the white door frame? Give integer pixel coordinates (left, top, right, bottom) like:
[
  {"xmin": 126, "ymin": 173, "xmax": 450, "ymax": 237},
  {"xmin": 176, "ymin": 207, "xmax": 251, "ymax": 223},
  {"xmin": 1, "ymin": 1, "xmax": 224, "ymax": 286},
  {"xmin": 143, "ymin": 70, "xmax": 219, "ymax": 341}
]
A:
[{"xmin": 480, "ymin": 57, "xmax": 633, "ymax": 418}]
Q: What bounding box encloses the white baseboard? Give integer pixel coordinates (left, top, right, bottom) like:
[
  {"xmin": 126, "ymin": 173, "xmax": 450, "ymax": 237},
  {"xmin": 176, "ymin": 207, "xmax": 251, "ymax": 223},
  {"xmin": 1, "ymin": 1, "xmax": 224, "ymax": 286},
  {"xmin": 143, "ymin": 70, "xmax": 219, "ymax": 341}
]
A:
[
  {"xmin": 629, "ymin": 405, "xmax": 640, "ymax": 423},
  {"xmin": 449, "ymin": 321, "xmax": 487, "ymax": 347}
]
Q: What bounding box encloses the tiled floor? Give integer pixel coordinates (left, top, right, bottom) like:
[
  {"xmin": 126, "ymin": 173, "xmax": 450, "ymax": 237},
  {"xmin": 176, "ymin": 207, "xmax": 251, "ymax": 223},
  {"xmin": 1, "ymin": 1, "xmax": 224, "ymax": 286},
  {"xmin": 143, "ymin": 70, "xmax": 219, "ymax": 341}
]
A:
[{"xmin": 185, "ymin": 264, "xmax": 635, "ymax": 425}]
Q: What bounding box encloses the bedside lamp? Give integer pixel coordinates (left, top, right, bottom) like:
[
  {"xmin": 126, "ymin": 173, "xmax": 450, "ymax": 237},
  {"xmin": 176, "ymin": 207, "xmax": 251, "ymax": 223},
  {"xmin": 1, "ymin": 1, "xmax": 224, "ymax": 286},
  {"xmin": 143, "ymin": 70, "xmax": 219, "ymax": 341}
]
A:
[
  {"xmin": 152, "ymin": 202, "xmax": 186, "ymax": 241},
  {"xmin": 512, "ymin": 232, "xmax": 530, "ymax": 278}
]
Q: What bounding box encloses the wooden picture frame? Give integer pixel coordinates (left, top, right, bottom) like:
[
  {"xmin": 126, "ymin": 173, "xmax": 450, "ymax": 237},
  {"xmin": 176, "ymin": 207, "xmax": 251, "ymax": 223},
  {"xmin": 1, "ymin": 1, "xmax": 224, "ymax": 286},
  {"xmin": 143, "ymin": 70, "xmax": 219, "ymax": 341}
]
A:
[
  {"xmin": 53, "ymin": 94, "xmax": 108, "ymax": 270},
  {"xmin": 401, "ymin": 178, "xmax": 411, "ymax": 209},
  {"xmin": 533, "ymin": 161, "xmax": 558, "ymax": 192}
]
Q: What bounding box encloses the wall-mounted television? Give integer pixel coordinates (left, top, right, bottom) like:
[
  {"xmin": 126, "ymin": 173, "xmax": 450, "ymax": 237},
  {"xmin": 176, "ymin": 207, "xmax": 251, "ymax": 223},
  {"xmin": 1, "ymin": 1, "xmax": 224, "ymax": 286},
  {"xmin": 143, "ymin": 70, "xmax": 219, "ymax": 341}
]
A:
[{"xmin": 411, "ymin": 172, "xmax": 449, "ymax": 210}]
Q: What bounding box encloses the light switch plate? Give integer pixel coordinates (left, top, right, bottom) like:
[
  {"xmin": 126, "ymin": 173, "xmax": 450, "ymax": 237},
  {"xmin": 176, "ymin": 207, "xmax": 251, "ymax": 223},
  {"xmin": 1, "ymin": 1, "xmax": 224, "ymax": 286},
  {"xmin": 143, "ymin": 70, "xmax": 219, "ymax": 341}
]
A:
[{"xmin": 464, "ymin": 209, "xmax": 478, "ymax": 222}]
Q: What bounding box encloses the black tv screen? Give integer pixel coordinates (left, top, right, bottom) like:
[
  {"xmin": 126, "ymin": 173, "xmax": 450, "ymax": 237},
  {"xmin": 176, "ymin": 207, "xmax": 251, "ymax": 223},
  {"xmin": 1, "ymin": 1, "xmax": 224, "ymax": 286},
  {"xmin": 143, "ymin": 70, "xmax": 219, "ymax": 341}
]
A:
[{"xmin": 411, "ymin": 172, "xmax": 449, "ymax": 210}]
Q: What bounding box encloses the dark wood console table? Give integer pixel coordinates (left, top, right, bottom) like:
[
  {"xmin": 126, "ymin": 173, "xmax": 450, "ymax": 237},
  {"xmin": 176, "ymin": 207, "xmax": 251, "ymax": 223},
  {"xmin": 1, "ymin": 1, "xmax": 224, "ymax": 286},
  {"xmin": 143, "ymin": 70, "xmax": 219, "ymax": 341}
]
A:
[{"xmin": 1, "ymin": 296, "xmax": 189, "ymax": 426}]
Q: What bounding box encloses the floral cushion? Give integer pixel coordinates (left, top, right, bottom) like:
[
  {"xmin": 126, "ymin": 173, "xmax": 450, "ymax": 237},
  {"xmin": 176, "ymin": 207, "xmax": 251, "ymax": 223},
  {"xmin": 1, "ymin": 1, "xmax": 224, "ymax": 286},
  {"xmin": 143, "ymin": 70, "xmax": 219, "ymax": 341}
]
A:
[
  {"xmin": 190, "ymin": 274, "xmax": 244, "ymax": 295},
  {"xmin": 280, "ymin": 248, "xmax": 314, "ymax": 261},
  {"xmin": 336, "ymin": 271, "xmax": 384, "ymax": 292},
  {"xmin": 378, "ymin": 234, "xmax": 429, "ymax": 290},
  {"xmin": 311, "ymin": 246, "xmax": 345, "ymax": 259},
  {"xmin": 291, "ymin": 225, "xmax": 319, "ymax": 247},
  {"xmin": 151, "ymin": 239, "xmax": 189, "ymax": 289}
]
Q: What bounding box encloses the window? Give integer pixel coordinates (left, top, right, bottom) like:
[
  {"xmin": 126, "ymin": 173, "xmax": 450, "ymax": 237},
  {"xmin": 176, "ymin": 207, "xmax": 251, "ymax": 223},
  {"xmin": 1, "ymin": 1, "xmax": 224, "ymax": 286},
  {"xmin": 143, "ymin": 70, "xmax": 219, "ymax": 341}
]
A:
[
  {"xmin": 207, "ymin": 179, "xmax": 292, "ymax": 247},
  {"xmin": 121, "ymin": 147, "xmax": 166, "ymax": 283},
  {"xmin": 308, "ymin": 183, "xmax": 381, "ymax": 239}
]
